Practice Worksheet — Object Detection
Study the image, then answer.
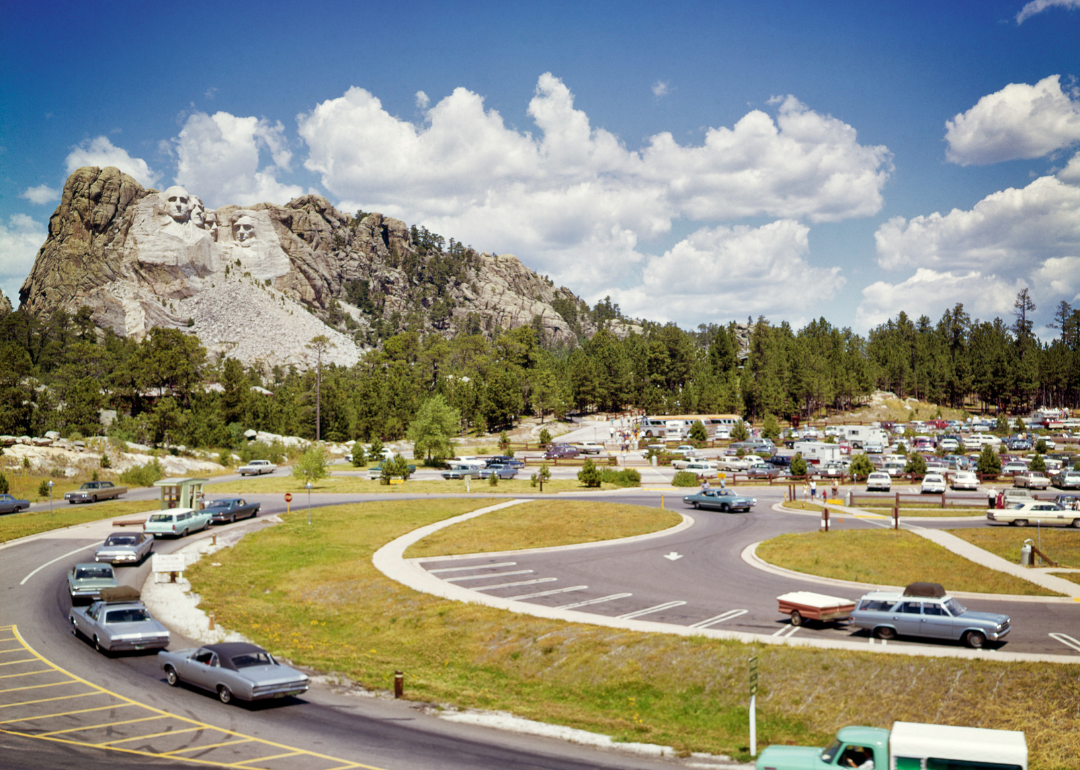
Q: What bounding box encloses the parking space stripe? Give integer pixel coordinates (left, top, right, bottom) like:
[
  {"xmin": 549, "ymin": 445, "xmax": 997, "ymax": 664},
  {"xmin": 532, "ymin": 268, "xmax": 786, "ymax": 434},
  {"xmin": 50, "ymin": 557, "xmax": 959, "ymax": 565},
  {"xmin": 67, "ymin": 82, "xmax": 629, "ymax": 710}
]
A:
[
  {"xmin": 1049, "ymin": 632, "xmax": 1080, "ymax": 653},
  {"xmin": 1, "ymin": 626, "xmax": 385, "ymax": 770},
  {"xmin": 428, "ymin": 561, "xmax": 517, "ymax": 573},
  {"xmin": 473, "ymin": 577, "xmax": 558, "ymax": 591},
  {"xmin": 444, "ymin": 569, "xmax": 533, "ymax": 582},
  {"xmin": 505, "ymin": 585, "xmax": 588, "ymax": 600},
  {"xmin": 772, "ymin": 625, "xmax": 801, "ymax": 639},
  {"xmin": 38, "ymin": 714, "xmax": 167, "ymax": 737},
  {"xmin": 557, "ymin": 593, "xmax": 632, "ymax": 610},
  {"xmin": 617, "ymin": 601, "xmax": 686, "ymax": 620},
  {"xmin": 0, "ymin": 679, "xmax": 79, "ymax": 694},
  {"xmin": 0, "ymin": 657, "xmax": 38, "ymax": 666},
  {"xmin": 0, "ymin": 668, "xmax": 53, "ymax": 679},
  {"xmin": 163, "ymin": 737, "xmax": 255, "ymax": 755},
  {"xmin": 689, "ymin": 609, "xmax": 748, "ymax": 629}
]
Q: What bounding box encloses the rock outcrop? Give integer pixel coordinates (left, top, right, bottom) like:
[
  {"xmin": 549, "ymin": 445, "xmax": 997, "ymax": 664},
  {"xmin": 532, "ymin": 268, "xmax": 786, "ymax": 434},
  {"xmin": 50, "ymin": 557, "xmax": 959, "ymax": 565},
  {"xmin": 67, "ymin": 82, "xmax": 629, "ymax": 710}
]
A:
[
  {"xmin": 20, "ymin": 167, "xmax": 616, "ymax": 369},
  {"xmin": 0, "ymin": 290, "xmax": 11, "ymax": 318}
]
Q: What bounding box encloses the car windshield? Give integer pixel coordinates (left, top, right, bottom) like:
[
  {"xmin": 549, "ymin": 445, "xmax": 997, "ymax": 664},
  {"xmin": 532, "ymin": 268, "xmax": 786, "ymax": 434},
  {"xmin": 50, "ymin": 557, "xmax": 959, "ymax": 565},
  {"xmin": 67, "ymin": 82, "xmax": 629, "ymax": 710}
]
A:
[
  {"xmin": 104, "ymin": 535, "xmax": 137, "ymax": 545},
  {"xmin": 944, "ymin": 598, "xmax": 966, "ymax": 616},
  {"xmin": 148, "ymin": 514, "xmax": 174, "ymax": 522},
  {"xmin": 75, "ymin": 567, "xmax": 113, "ymax": 579},
  {"xmin": 232, "ymin": 651, "xmax": 276, "ymax": 668},
  {"xmin": 105, "ymin": 608, "xmax": 151, "ymax": 623},
  {"xmin": 820, "ymin": 738, "xmax": 843, "ymax": 762}
]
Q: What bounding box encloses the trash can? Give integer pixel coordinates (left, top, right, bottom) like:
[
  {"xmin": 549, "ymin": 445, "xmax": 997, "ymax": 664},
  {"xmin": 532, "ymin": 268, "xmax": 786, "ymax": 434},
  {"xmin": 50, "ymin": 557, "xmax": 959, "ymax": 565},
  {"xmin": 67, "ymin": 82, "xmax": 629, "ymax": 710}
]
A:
[
  {"xmin": 1020, "ymin": 540, "xmax": 1033, "ymax": 567},
  {"xmin": 651, "ymin": 455, "xmax": 657, "ymax": 467}
]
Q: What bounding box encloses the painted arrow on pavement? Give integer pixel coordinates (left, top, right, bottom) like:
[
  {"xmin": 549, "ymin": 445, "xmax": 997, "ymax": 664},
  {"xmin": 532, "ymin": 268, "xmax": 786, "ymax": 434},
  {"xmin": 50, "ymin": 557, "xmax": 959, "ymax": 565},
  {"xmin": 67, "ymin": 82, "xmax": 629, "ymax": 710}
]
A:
[{"xmin": 663, "ymin": 552, "xmax": 683, "ymax": 561}]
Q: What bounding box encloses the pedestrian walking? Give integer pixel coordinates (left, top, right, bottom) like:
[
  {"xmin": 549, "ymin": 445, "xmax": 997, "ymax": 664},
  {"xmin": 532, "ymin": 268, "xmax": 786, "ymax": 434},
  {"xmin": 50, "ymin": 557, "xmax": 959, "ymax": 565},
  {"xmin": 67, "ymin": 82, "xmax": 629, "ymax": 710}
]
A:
[{"xmin": 810, "ymin": 479, "xmax": 817, "ymax": 500}]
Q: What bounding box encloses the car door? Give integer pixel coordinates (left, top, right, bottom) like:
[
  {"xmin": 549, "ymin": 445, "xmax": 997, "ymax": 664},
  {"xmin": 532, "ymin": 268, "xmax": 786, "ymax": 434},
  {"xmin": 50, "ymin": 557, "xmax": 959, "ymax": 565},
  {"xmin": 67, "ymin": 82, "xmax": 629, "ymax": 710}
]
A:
[
  {"xmin": 919, "ymin": 601, "xmax": 958, "ymax": 640},
  {"xmin": 182, "ymin": 649, "xmax": 218, "ymax": 690},
  {"xmin": 892, "ymin": 601, "xmax": 924, "ymax": 636}
]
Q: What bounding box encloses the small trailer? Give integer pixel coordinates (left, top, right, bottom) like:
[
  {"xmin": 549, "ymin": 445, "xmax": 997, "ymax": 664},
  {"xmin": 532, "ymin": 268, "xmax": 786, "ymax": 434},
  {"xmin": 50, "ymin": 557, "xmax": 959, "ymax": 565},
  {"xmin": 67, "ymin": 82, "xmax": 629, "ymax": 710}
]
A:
[{"xmin": 777, "ymin": 591, "xmax": 855, "ymax": 626}]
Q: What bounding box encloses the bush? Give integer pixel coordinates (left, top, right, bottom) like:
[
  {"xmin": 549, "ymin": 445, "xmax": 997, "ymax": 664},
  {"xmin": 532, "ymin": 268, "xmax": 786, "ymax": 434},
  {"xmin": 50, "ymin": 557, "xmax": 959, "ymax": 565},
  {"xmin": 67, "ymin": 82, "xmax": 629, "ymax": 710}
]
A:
[
  {"xmin": 904, "ymin": 453, "xmax": 927, "ymax": 476},
  {"xmin": 731, "ymin": 420, "xmax": 749, "ymax": 442},
  {"xmin": 598, "ymin": 468, "xmax": 641, "ymax": 487},
  {"xmin": 849, "ymin": 454, "xmax": 874, "ymax": 480},
  {"xmin": 539, "ymin": 464, "xmax": 551, "ymax": 482},
  {"xmin": 0, "ymin": 472, "xmax": 7, "ymax": 494},
  {"xmin": 762, "ymin": 413, "xmax": 780, "ymax": 441},
  {"xmin": 351, "ymin": 444, "xmax": 367, "ymax": 467},
  {"xmin": 538, "ymin": 428, "xmax": 552, "ymax": 446},
  {"xmin": 671, "ymin": 471, "xmax": 699, "ymax": 487},
  {"xmin": 292, "ymin": 446, "xmax": 329, "ymax": 484},
  {"xmin": 1029, "ymin": 454, "xmax": 1046, "ymax": 473},
  {"xmin": 577, "ymin": 458, "xmax": 602, "ymax": 488},
  {"xmin": 38, "ymin": 479, "xmax": 53, "ymax": 498},
  {"xmin": 1035, "ymin": 439, "xmax": 1048, "ymax": 454},
  {"xmin": 976, "ymin": 444, "xmax": 1002, "ymax": 477},
  {"xmin": 689, "ymin": 420, "xmax": 708, "ymax": 443},
  {"xmin": 119, "ymin": 459, "xmax": 166, "ymax": 487},
  {"xmin": 100, "ymin": 453, "xmax": 111, "ymax": 469},
  {"xmin": 488, "ymin": 472, "xmax": 498, "ymax": 486},
  {"xmin": 217, "ymin": 451, "xmax": 232, "ymax": 467},
  {"xmin": 239, "ymin": 440, "xmax": 286, "ymax": 465},
  {"xmin": 790, "ymin": 453, "xmax": 808, "ymax": 477}
]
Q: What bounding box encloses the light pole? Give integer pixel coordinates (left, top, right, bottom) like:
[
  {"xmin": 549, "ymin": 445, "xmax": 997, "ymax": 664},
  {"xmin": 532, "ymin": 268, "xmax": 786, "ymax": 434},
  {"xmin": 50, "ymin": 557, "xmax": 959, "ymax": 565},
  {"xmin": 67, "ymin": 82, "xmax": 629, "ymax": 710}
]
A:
[
  {"xmin": 47, "ymin": 480, "xmax": 54, "ymax": 516},
  {"xmin": 305, "ymin": 482, "xmax": 313, "ymax": 526}
]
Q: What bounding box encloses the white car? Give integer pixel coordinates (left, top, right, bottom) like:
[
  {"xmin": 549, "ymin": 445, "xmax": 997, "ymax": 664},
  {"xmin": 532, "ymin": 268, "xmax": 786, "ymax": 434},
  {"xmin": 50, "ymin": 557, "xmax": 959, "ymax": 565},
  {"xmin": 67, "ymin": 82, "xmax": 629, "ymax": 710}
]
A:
[
  {"xmin": 987, "ymin": 500, "xmax": 1080, "ymax": 528},
  {"xmin": 1014, "ymin": 471, "xmax": 1050, "ymax": 490},
  {"xmin": 575, "ymin": 441, "xmax": 604, "ymax": 454},
  {"xmin": 672, "ymin": 445, "xmax": 700, "ymax": 457},
  {"xmin": 681, "ymin": 461, "xmax": 718, "ymax": 478},
  {"xmin": 950, "ymin": 471, "xmax": 980, "ymax": 490},
  {"xmin": 938, "ymin": 438, "xmax": 960, "ymax": 452},
  {"xmin": 921, "ymin": 473, "xmax": 947, "ymax": 494},
  {"xmin": 866, "ymin": 472, "xmax": 892, "ymax": 492}
]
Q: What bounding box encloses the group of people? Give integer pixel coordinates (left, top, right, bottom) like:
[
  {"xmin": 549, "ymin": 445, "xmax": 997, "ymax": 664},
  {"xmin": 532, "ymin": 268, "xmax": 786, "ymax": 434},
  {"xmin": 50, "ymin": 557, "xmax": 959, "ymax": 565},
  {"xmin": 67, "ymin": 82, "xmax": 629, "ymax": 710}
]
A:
[{"xmin": 802, "ymin": 479, "xmax": 840, "ymax": 502}]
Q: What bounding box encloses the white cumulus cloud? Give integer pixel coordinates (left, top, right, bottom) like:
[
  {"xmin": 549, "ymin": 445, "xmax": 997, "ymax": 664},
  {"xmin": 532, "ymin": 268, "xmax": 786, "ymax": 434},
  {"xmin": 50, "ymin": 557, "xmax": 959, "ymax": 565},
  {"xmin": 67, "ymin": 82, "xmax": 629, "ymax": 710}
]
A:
[
  {"xmin": 173, "ymin": 111, "xmax": 303, "ymax": 207},
  {"xmin": 862, "ymin": 174, "xmax": 1080, "ymax": 329},
  {"xmin": 0, "ymin": 214, "xmax": 47, "ymax": 309},
  {"xmin": 20, "ymin": 185, "xmax": 60, "ymax": 205},
  {"xmin": 944, "ymin": 75, "xmax": 1080, "ymax": 165},
  {"xmin": 1059, "ymin": 150, "xmax": 1080, "ymax": 183},
  {"xmin": 652, "ymin": 80, "xmax": 669, "ymax": 97},
  {"xmin": 65, "ymin": 136, "xmax": 160, "ymax": 187},
  {"xmin": 1016, "ymin": 0, "xmax": 1080, "ymax": 24},
  {"xmin": 299, "ymin": 73, "xmax": 890, "ymax": 299}
]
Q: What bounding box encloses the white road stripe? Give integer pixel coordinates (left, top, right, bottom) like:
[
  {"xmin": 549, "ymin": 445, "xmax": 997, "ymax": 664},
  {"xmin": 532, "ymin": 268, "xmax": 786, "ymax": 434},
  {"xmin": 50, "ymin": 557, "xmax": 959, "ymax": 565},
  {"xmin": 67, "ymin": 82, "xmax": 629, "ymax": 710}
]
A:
[
  {"xmin": 428, "ymin": 561, "xmax": 517, "ymax": 574},
  {"xmin": 557, "ymin": 593, "xmax": 633, "ymax": 610},
  {"xmin": 444, "ymin": 569, "xmax": 533, "ymax": 583},
  {"xmin": 505, "ymin": 586, "xmax": 588, "ymax": 601},
  {"xmin": 772, "ymin": 624, "xmax": 801, "ymax": 638},
  {"xmin": 1050, "ymin": 633, "xmax": 1080, "ymax": 653},
  {"xmin": 617, "ymin": 601, "xmax": 686, "ymax": 620},
  {"xmin": 689, "ymin": 609, "xmax": 748, "ymax": 629},
  {"xmin": 473, "ymin": 578, "xmax": 558, "ymax": 592},
  {"xmin": 20, "ymin": 544, "xmax": 97, "ymax": 585}
]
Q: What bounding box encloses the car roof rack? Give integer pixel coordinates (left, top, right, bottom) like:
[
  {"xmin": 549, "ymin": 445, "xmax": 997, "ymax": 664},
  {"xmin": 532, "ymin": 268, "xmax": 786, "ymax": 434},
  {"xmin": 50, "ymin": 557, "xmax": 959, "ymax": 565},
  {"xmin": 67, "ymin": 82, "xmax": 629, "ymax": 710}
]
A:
[
  {"xmin": 98, "ymin": 586, "xmax": 141, "ymax": 603},
  {"xmin": 903, "ymin": 582, "xmax": 946, "ymax": 598}
]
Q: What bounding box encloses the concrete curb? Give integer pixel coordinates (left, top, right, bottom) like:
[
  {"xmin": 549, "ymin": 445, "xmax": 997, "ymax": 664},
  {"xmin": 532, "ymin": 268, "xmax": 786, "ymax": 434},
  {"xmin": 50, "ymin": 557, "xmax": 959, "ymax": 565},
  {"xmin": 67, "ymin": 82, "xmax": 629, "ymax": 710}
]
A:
[{"xmin": 371, "ymin": 498, "xmax": 1080, "ymax": 664}]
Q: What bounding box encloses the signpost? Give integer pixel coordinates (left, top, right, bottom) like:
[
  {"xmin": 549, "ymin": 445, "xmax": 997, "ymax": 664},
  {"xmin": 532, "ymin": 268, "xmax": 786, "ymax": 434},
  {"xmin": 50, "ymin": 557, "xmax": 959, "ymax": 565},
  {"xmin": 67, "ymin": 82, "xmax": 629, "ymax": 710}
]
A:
[
  {"xmin": 153, "ymin": 553, "xmax": 187, "ymax": 583},
  {"xmin": 284, "ymin": 492, "xmax": 292, "ymax": 515},
  {"xmin": 749, "ymin": 656, "xmax": 758, "ymax": 756}
]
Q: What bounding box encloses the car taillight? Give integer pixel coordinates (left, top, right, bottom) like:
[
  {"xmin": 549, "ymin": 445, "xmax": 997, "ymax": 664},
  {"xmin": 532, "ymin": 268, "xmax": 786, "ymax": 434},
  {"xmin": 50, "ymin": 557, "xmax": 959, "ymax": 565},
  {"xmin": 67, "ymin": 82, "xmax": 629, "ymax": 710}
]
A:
[{"xmin": 172, "ymin": 524, "xmax": 177, "ymax": 532}]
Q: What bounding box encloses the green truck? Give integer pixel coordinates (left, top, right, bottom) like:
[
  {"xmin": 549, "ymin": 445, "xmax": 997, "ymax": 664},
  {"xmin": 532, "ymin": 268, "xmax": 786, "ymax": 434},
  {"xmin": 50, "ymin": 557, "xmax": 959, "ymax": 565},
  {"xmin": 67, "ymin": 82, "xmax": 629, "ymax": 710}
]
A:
[{"xmin": 756, "ymin": 721, "xmax": 1026, "ymax": 770}]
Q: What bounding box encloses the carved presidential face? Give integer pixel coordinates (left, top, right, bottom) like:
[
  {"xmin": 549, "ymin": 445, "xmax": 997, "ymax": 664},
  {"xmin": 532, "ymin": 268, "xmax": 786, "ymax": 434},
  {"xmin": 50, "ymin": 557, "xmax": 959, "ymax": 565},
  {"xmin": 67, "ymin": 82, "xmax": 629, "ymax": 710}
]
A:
[
  {"xmin": 234, "ymin": 215, "xmax": 256, "ymax": 246},
  {"xmin": 164, "ymin": 186, "xmax": 194, "ymax": 222},
  {"xmin": 203, "ymin": 210, "xmax": 218, "ymax": 239},
  {"xmin": 189, "ymin": 200, "xmax": 205, "ymax": 229}
]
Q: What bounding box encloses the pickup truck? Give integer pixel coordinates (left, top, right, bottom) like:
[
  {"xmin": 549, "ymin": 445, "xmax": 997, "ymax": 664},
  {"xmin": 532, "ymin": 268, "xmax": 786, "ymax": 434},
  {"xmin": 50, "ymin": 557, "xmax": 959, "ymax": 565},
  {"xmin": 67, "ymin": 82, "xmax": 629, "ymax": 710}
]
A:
[
  {"xmin": 238, "ymin": 459, "xmax": 276, "ymax": 476},
  {"xmin": 65, "ymin": 481, "xmax": 127, "ymax": 504},
  {"xmin": 756, "ymin": 720, "xmax": 1025, "ymax": 770}
]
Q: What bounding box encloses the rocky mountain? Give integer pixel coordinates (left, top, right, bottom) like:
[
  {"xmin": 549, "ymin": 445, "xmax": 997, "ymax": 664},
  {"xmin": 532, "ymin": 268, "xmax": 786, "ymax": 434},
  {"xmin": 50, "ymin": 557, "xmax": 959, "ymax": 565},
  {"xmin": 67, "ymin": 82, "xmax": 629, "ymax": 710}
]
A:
[{"xmin": 19, "ymin": 167, "xmax": 630, "ymax": 369}]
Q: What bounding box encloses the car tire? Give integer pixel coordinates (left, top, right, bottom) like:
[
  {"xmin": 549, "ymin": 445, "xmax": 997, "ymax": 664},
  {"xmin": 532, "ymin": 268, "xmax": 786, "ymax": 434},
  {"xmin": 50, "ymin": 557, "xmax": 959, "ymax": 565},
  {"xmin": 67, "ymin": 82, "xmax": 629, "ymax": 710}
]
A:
[
  {"xmin": 1012, "ymin": 519, "xmax": 1028, "ymax": 527},
  {"xmin": 70, "ymin": 619, "xmax": 78, "ymax": 637},
  {"xmin": 217, "ymin": 685, "xmax": 233, "ymax": 705},
  {"xmin": 691, "ymin": 502, "xmax": 699, "ymax": 509},
  {"xmin": 965, "ymin": 630, "xmax": 986, "ymax": 649},
  {"xmin": 91, "ymin": 496, "xmax": 98, "ymax": 503},
  {"xmin": 166, "ymin": 667, "xmax": 179, "ymax": 686},
  {"xmin": 230, "ymin": 515, "xmax": 236, "ymax": 524},
  {"xmin": 93, "ymin": 635, "xmax": 107, "ymax": 654},
  {"xmin": 875, "ymin": 627, "xmax": 896, "ymax": 641},
  {"xmin": 790, "ymin": 610, "xmax": 803, "ymax": 626},
  {"xmin": 720, "ymin": 503, "xmax": 729, "ymax": 512},
  {"xmin": 1071, "ymin": 518, "xmax": 1080, "ymax": 529}
]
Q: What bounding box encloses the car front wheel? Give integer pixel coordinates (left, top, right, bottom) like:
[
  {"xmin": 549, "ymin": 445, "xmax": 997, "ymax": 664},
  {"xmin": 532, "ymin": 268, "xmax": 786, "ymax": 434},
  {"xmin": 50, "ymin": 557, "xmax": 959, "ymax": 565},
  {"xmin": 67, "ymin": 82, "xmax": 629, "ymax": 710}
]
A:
[
  {"xmin": 790, "ymin": 611, "xmax": 803, "ymax": 626},
  {"xmin": 217, "ymin": 685, "xmax": 233, "ymax": 704},
  {"xmin": 965, "ymin": 630, "xmax": 986, "ymax": 649},
  {"xmin": 1012, "ymin": 519, "xmax": 1028, "ymax": 527},
  {"xmin": 165, "ymin": 667, "xmax": 179, "ymax": 686}
]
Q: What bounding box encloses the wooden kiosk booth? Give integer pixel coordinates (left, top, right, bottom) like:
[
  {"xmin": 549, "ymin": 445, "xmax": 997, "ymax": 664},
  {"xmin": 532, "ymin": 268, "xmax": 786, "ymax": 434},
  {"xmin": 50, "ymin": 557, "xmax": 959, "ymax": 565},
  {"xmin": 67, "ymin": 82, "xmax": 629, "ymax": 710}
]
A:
[{"xmin": 153, "ymin": 478, "xmax": 207, "ymax": 510}]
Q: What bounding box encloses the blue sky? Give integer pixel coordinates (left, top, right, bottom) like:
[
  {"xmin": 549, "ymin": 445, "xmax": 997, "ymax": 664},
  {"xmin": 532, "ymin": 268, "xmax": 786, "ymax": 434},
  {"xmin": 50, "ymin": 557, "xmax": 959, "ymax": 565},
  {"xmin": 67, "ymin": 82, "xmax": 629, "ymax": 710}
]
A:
[{"xmin": 2, "ymin": 0, "xmax": 1079, "ymax": 337}]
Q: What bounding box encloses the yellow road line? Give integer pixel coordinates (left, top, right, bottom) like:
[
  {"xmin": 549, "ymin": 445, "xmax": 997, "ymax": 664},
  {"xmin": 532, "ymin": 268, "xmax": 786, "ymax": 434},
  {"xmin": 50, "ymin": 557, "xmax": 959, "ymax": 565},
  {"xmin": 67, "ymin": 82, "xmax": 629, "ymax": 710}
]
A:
[
  {"xmin": 99, "ymin": 725, "xmax": 205, "ymax": 745},
  {"xmin": 0, "ymin": 657, "xmax": 38, "ymax": 666},
  {"xmin": 0, "ymin": 668, "xmax": 53, "ymax": 679},
  {"xmin": 0, "ymin": 690, "xmax": 104, "ymax": 709},
  {"xmin": 163, "ymin": 737, "xmax": 256, "ymax": 755},
  {"xmin": 230, "ymin": 751, "xmax": 304, "ymax": 765},
  {"xmin": 38, "ymin": 714, "xmax": 167, "ymax": 737},
  {"xmin": 0, "ymin": 679, "xmax": 79, "ymax": 694},
  {"xmin": 5, "ymin": 626, "xmax": 388, "ymax": 770},
  {"xmin": 0, "ymin": 703, "xmax": 135, "ymax": 725}
]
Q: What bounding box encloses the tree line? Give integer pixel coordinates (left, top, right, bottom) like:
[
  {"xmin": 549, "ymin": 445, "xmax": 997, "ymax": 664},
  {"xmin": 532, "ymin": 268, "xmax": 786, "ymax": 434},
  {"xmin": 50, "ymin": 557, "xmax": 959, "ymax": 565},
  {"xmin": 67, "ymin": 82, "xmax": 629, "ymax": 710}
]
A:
[{"xmin": 0, "ymin": 289, "xmax": 1076, "ymax": 448}]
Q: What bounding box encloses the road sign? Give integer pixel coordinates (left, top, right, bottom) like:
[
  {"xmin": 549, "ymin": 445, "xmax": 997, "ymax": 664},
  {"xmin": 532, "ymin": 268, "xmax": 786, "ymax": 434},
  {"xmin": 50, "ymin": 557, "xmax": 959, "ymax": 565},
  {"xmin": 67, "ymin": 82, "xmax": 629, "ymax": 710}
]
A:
[{"xmin": 284, "ymin": 493, "xmax": 293, "ymax": 503}]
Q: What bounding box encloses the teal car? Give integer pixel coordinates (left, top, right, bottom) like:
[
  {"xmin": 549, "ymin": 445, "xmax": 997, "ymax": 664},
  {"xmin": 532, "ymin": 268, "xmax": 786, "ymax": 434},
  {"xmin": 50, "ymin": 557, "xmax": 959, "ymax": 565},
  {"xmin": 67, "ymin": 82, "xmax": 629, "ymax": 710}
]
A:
[
  {"xmin": 68, "ymin": 562, "xmax": 120, "ymax": 602},
  {"xmin": 143, "ymin": 507, "xmax": 212, "ymax": 538},
  {"xmin": 682, "ymin": 488, "xmax": 757, "ymax": 512}
]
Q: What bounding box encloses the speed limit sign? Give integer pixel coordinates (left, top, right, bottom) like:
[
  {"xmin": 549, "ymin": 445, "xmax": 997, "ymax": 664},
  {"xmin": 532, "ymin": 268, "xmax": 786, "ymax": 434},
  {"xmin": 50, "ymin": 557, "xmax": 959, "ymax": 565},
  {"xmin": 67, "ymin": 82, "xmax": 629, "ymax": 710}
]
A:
[{"xmin": 284, "ymin": 493, "xmax": 293, "ymax": 503}]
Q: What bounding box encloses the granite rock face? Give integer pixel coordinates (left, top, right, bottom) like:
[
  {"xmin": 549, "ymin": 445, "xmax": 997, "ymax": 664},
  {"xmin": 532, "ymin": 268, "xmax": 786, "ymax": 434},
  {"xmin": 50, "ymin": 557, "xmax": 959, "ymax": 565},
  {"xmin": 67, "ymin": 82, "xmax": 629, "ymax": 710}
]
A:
[
  {"xmin": 19, "ymin": 167, "xmax": 616, "ymax": 369},
  {"xmin": 0, "ymin": 291, "xmax": 11, "ymax": 318}
]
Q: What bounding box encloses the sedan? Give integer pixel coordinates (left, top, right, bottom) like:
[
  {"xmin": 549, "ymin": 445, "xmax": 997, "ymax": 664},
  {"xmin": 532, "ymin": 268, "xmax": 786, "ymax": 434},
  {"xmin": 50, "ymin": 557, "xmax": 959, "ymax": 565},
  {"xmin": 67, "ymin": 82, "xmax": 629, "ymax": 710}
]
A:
[
  {"xmin": 866, "ymin": 472, "xmax": 892, "ymax": 492},
  {"xmin": 159, "ymin": 642, "xmax": 310, "ymax": 704},
  {"xmin": 1014, "ymin": 471, "xmax": 1050, "ymax": 490},
  {"xmin": 682, "ymin": 488, "xmax": 756, "ymax": 512},
  {"xmin": 205, "ymin": 497, "xmax": 260, "ymax": 524},
  {"xmin": 987, "ymin": 500, "xmax": 1080, "ymax": 528},
  {"xmin": 483, "ymin": 464, "xmax": 519, "ymax": 480},
  {"xmin": 1052, "ymin": 471, "xmax": 1080, "ymax": 490},
  {"xmin": 70, "ymin": 598, "xmax": 171, "ymax": 654},
  {"xmin": 94, "ymin": 532, "xmax": 154, "ymax": 564},
  {"xmin": 0, "ymin": 494, "xmax": 30, "ymax": 515},
  {"xmin": 950, "ymin": 471, "xmax": 980, "ymax": 491},
  {"xmin": 68, "ymin": 563, "xmax": 119, "ymax": 602},
  {"xmin": 921, "ymin": 473, "xmax": 947, "ymax": 494}
]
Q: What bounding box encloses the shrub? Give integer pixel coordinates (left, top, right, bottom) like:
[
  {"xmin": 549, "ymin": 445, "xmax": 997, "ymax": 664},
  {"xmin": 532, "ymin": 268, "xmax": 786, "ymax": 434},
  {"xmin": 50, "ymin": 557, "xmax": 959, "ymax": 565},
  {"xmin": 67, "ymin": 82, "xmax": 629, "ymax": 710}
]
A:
[
  {"xmin": 731, "ymin": 420, "xmax": 749, "ymax": 442},
  {"xmin": 790, "ymin": 453, "xmax": 808, "ymax": 478},
  {"xmin": 91, "ymin": 470, "xmax": 99, "ymax": 482},
  {"xmin": 762, "ymin": 413, "xmax": 780, "ymax": 441},
  {"xmin": 0, "ymin": 472, "xmax": 7, "ymax": 494},
  {"xmin": 671, "ymin": 471, "xmax": 699, "ymax": 487},
  {"xmin": 977, "ymin": 444, "xmax": 1002, "ymax": 477},
  {"xmin": 904, "ymin": 453, "xmax": 927, "ymax": 476},
  {"xmin": 291, "ymin": 447, "xmax": 328, "ymax": 484},
  {"xmin": 530, "ymin": 473, "xmax": 538, "ymax": 487},
  {"xmin": 1029, "ymin": 454, "xmax": 1046, "ymax": 473},
  {"xmin": 538, "ymin": 428, "xmax": 552, "ymax": 446},
  {"xmin": 577, "ymin": 458, "xmax": 602, "ymax": 488},
  {"xmin": 539, "ymin": 464, "xmax": 551, "ymax": 482},
  {"xmin": 688, "ymin": 420, "xmax": 708, "ymax": 443},
  {"xmin": 100, "ymin": 453, "xmax": 111, "ymax": 469},
  {"xmin": 849, "ymin": 454, "xmax": 874, "ymax": 480},
  {"xmin": 599, "ymin": 468, "xmax": 641, "ymax": 487},
  {"xmin": 1035, "ymin": 439, "xmax": 1047, "ymax": 455},
  {"xmin": 217, "ymin": 452, "xmax": 232, "ymax": 467},
  {"xmin": 488, "ymin": 472, "xmax": 498, "ymax": 486},
  {"xmin": 350, "ymin": 444, "xmax": 367, "ymax": 467},
  {"xmin": 119, "ymin": 459, "xmax": 166, "ymax": 487},
  {"xmin": 38, "ymin": 479, "xmax": 53, "ymax": 498}
]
